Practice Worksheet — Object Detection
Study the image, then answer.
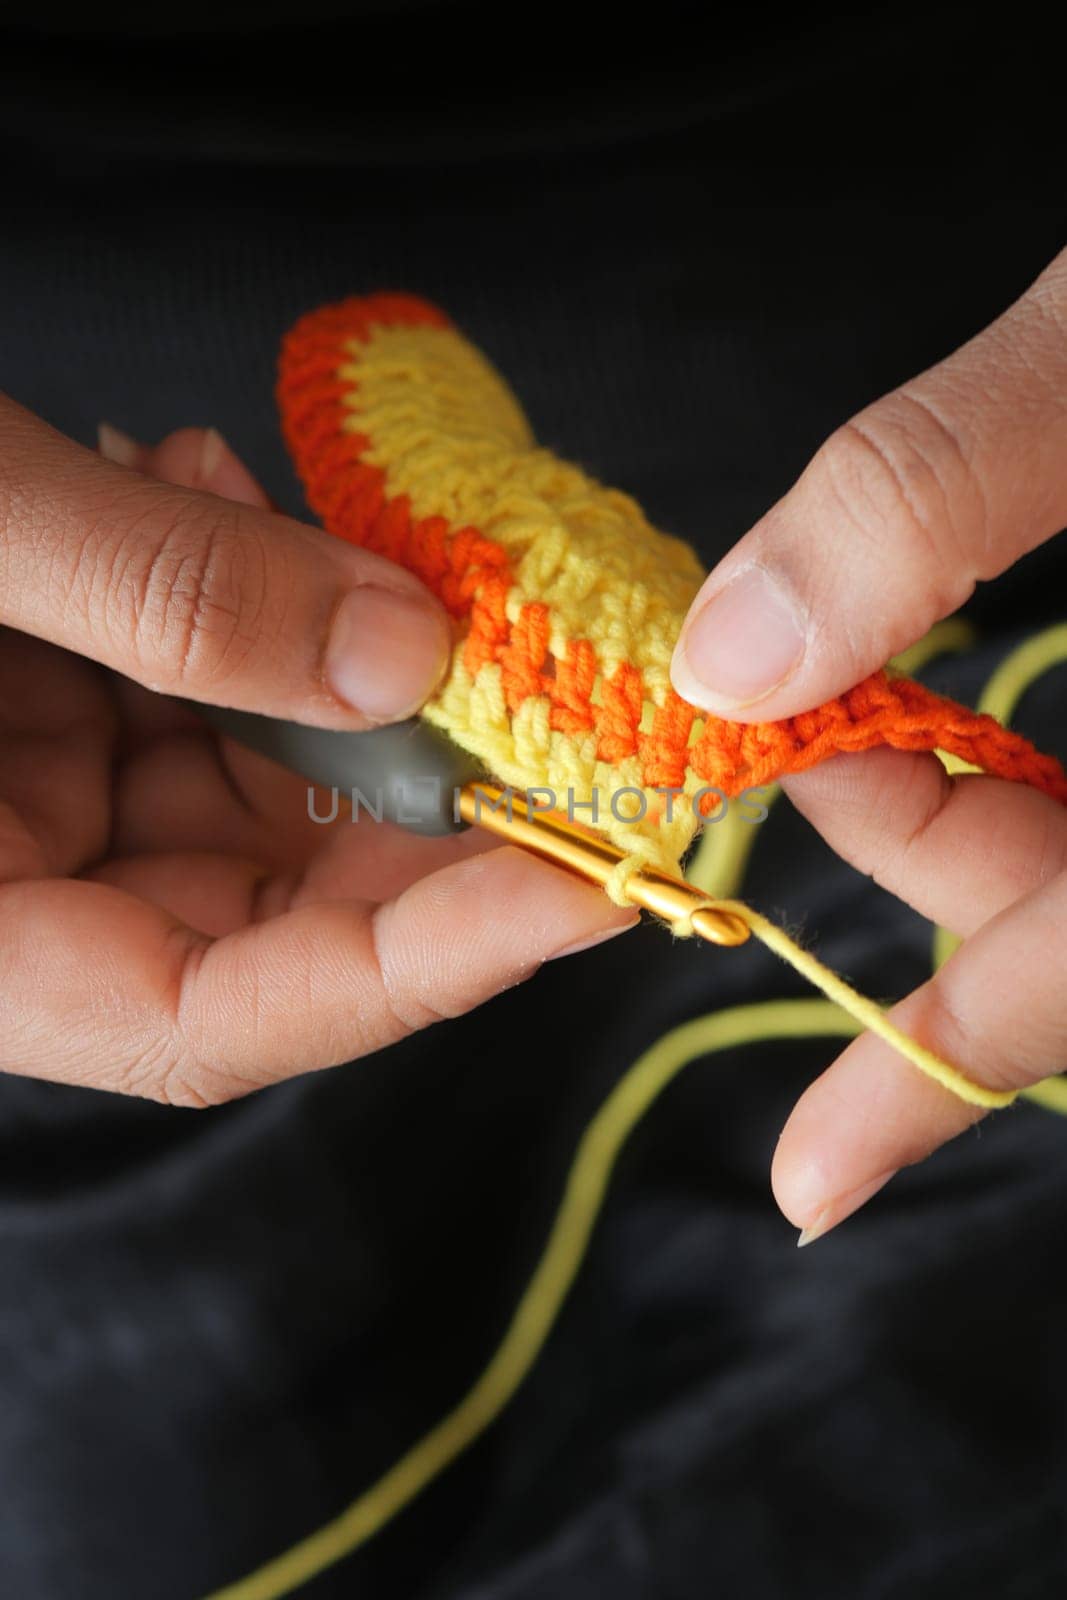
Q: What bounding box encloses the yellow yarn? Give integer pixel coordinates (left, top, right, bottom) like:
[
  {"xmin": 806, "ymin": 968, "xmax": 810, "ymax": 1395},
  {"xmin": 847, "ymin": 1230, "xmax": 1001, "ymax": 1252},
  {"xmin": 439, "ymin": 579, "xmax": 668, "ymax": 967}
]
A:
[
  {"xmin": 977, "ymin": 622, "xmax": 1067, "ymax": 724},
  {"xmin": 363, "ymin": 303, "xmax": 1040, "ymax": 1105},
  {"xmin": 342, "ymin": 323, "xmax": 711, "ymax": 874},
  {"xmin": 201, "ymin": 1001, "xmax": 861, "ymax": 1600},
  {"xmin": 682, "ymin": 617, "xmax": 1016, "ymax": 1110},
  {"xmin": 203, "ymin": 619, "xmax": 1067, "ymax": 1600},
  {"xmin": 248, "ymin": 297, "xmax": 1067, "ymax": 1596},
  {"xmin": 717, "ymin": 901, "xmax": 1012, "ymax": 1108},
  {"xmin": 931, "ymin": 623, "xmax": 1067, "ymax": 1113},
  {"xmin": 344, "ymin": 325, "xmax": 704, "ymax": 655}
]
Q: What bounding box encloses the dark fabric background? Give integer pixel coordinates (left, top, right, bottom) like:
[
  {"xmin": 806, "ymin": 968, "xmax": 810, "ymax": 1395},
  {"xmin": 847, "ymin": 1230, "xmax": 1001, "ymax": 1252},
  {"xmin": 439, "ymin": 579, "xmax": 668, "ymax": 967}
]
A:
[{"xmin": 2, "ymin": 7, "xmax": 1067, "ymax": 1596}]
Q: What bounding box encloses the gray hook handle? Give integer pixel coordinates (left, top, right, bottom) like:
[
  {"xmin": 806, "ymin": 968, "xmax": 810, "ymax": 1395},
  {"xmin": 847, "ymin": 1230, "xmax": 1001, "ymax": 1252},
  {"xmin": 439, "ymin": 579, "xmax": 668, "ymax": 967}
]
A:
[{"xmin": 193, "ymin": 704, "xmax": 483, "ymax": 836}]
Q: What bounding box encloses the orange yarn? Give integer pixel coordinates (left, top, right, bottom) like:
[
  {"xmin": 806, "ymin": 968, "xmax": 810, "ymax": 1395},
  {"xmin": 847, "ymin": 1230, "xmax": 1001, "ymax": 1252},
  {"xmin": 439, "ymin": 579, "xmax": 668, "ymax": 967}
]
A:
[{"xmin": 278, "ymin": 293, "xmax": 1067, "ymax": 808}]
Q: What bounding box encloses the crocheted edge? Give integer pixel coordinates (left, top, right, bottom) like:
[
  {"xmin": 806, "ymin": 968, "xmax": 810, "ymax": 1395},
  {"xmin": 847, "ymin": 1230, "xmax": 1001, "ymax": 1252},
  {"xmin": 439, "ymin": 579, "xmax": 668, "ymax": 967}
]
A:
[{"xmin": 277, "ymin": 294, "xmax": 1067, "ymax": 809}]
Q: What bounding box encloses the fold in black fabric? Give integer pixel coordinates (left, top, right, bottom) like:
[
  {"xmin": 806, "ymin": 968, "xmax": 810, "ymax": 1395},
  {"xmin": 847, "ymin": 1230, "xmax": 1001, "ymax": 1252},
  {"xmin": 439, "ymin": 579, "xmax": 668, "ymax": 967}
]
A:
[{"xmin": 2, "ymin": 10, "xmax": 1066, "ymax": 1596}]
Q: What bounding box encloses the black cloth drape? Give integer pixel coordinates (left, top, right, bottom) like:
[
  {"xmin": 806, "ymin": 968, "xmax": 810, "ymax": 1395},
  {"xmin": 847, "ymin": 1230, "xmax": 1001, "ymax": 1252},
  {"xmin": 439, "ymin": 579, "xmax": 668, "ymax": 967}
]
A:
[{"xmin": 2, "ymin": 8, "xmax": 1066, "ymax": 1595}]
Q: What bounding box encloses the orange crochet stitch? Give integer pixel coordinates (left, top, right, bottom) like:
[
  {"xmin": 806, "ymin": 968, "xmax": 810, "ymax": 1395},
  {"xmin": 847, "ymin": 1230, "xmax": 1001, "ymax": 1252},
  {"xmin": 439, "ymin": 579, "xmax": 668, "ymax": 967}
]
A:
[{"xmin": 278, "ymin": 292, "xmax": 1067, "ymax": 870}]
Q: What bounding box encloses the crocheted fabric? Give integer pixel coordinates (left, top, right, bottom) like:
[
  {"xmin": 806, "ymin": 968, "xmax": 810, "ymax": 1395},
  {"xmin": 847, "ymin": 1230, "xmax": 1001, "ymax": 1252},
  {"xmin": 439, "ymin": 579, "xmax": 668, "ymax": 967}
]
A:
[{"xmin": 278, "ymin": 293, "xmax": 1067, "ymax": 875}]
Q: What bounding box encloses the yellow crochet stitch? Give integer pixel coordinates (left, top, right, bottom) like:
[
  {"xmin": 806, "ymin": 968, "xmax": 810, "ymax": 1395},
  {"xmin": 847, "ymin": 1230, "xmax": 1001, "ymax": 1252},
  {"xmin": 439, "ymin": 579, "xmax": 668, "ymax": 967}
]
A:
[
  {"xmin": 202, "ymin": 614, "xmax": 1067, "ymax": 1600},
  {"xmin": 342, "ymin": 321, "xmax": 710, "ymax": 876},
  {"xmin": 280, "ymin": 294, "xmax": 1067, "ymax": 899}
]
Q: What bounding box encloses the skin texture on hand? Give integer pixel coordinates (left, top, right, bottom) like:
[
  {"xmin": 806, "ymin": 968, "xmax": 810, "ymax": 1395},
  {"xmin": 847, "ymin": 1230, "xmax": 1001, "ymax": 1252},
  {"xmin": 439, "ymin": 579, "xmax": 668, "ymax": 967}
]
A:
[
  {"xmin": 0, "ymin": 414, "xmax": 634, "ymax": 1104},
  {"xmin": 669, "ymin": 246, "xmax": 1067, "ymax": 1242},
  {"xmin": 1, "ymin": 404, "xmax": 455, "ymax": 726}
]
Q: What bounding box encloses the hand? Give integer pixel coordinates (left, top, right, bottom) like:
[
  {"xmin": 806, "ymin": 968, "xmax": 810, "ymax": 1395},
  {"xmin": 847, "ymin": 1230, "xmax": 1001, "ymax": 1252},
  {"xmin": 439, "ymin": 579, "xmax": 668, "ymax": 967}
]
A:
[
  {"xmin": 670, "ymin": 247, "xmax": 1067, "ymax": 1242},
  {"xmin": 0, "ymin": 405, "xmax": 633, "ymax": 1104}
]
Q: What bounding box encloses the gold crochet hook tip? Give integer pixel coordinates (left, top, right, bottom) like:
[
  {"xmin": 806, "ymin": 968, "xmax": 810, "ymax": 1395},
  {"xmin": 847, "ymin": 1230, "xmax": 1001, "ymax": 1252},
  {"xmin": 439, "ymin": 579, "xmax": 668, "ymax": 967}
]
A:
[
  {"xmin": 457, "ymin": 782, "xmax": 751, "ymax": 948},
  {"xmin": 688, "ymin": 905, "xmax": 752, "ymax": 948}
]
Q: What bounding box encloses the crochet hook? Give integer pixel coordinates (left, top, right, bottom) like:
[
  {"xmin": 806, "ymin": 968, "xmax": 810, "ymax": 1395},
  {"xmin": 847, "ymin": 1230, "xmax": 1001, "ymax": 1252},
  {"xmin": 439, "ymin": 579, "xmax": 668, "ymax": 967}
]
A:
[
  {"xmin": 193, "ymin": 707, "xmax": 749, "ymax": 947},
  {"xmin": 457, "ymin": 783, "xmax": 750, "ymax": 947}
]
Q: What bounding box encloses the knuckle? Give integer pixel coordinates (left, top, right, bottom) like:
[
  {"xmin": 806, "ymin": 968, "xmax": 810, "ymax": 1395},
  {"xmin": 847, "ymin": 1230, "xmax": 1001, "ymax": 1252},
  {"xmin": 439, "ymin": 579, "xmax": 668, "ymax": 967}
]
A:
[
  {"xmin": 157, "ymin": 1062, "xmax": 231, "ymax": 1110},
  {"xmin": 932, "ymin": 989, "xmax": 1016, "ymax": 1099},
  {"xmin": 0, "ymin": 443, "xmax": 19, "ymax": 549},
  {"xmin": 110, "ymin": 1034, "xmax": 196, "ymax": 1104},
  {"xmin": 114, "ymin": 498, "xmax": 271, "ymax": 693},
  {"xmin": 118, "ymin": 1043, "xmax": 242, "ymax": 1108},
  {"xmin": 368, "ymin": 902, "xmax": 450, "ymax": 1036},
  {"xmin": 130, "ymin": 934, "xmax": 255, "ymax": 1108},
  {"xmin": 1023, "ymin": 254, "xmax": 1067, "ymax": 344},
  {"xmin": 818, "ymin": 398, "xmax": 984, "ymax": 589}
]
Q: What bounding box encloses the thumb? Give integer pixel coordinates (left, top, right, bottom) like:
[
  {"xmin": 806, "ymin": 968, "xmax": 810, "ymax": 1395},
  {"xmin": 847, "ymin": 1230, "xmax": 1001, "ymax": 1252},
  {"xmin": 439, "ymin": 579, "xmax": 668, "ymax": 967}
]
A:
[
  {"xmin": 671, "ymin": 248, "xmax": 1067, "ymax": 721},
  {"xmin": 0, "ymin": 396, "xmax": 451, "ymax": 727}
]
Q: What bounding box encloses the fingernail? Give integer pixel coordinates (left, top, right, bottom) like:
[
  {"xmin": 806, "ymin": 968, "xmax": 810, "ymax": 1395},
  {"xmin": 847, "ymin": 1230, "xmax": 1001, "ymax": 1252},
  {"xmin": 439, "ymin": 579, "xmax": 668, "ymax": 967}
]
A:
[
  {"xmin": 197, "ymin": 427, "xmax": 226, "ymax": 484},
  {"xmin": 97, "ymin": 421, "xmax": 140, "ymax": 467},
  {"xmin": 796, "ymin": 1213, "xmax": 830, "ymax": 1248},
  {"xmin": 672, "ymin": 565, "xmax": 806, "ymax": 712},
  {"xmin": 795, "ymin": 1168, "xmax": 898, "ymax": 1248},
  {"xmin": 325, "ymin": 587, "xmax": 452, "ymax": 721},
  {"xmin": 193, "ymin": 427, "xmax": 270, "ymax": 508},
  {"xmin": 549, "ymin": 914, "xmax": 639, "ymax": 960}
]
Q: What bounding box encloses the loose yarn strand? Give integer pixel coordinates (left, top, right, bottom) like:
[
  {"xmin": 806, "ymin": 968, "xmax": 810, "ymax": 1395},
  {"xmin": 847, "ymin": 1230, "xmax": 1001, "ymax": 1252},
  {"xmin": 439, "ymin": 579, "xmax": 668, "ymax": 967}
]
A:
[
  {"xmin": 201, "ymin": 613, "xmax": 1067, "ymax": 1600},
  {"xmin": 201, "ymin": 1002, "xmax": 860, "ymax": 1600},
  {"xmin": 199, "ymin": 305, "xmax": 1067, "ymax": 1597},
  {"xmin": 710, "ymin": 901, "xmax": 1013, "ymax": 1110}
]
